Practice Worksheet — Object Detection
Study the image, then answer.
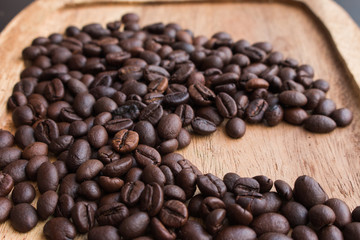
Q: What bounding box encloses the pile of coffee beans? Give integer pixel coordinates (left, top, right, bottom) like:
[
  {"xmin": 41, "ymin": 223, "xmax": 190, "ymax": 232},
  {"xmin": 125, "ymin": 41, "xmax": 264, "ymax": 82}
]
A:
[{"xmin": 0, "ymin": 12, "xmax": 357, "ymax": 239}]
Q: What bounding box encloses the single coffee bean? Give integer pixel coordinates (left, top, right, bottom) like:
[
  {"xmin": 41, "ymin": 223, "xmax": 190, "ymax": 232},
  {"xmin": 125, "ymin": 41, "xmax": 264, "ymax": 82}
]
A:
[
  {"xmin": 37, "ymin": 161, "xmax": 59, "ymax": 193},
  {"xmin": 309, "ymin": 204, "xmax": 336, "ymax": 229},
  {"xmin": 157, "ymin": 114, "xmax": 182, "ymax": 140},
  {"xmin": 314, "ymin": 98, "xmax": 336, "ymax": 116},
  {"xmin": 140, "ymin": 182, "xmax": 164, "ymax": 216},
  {"xmin": 118, "ymin": 212, "xmax": 150, "ymax": 239},
  {"xmin": 274, "ymin": 180, "xmax": 293, "ymax": 200},
  {"xmin": 3, "ymin": 159, "xmax": 28, "ymax": 183},
  {"xmin": 139, "ymin": 103, "xmax": 164, "ymax": 125},
  {"xmin": 0, "ymin": 130, "xmax": 14, "ymax": 148},
  {"xmin": 189, "ymin": 83, "xmax": 216, "ymax": 106},
  {"xmin": 343, "ymin": 222, "xmax": 360, "ymax": 240},
  {"xmin": 71, "ymin": 201, "xmax": 96, "ymax": 233},
  {"xmin": 304, "ymin": 115, "xmax": 337, "ymax": 133},
  {"xmin": 150, "ymin": 217, "xmax": 176, "ymax": 240},
  {"xmin": 284, "ymin": 107, "xmax": 308, "ymax": 125},
  {"xmin": 0, "ymin": 197, "xmax": 12, "ymax": 222},
  {"xmin": 49, "ymin": 135, "xmax": 74, "ymax": 154},
  {"xmin": 11, "ymin": 182, "xmax": 36, "ymax": 204},
  {"xmin": 225, "ymin": 117, "xmax": 246, "ymax": 139},
  {"xmin": 43, "ymin": 217, "xmax": 77, "ymax": 240},
  {"xmin": 292, "ymin": 225, "xmax": 318, "ymax": 240},
  {"xmin": 197, "ymin": 173, "xmax": 227, "ymax": 198},
  {"xmin": 37, "ymin": 190, "xmax": 58, "ymax": 220},
  {"xmin": 175, "ymin": 104, "xmax": 194, "ymax": 126},
  {"xmin": 226, "ymin": 203, "xmax": 253, "ymax": 225},
  {"xmin": 264, "ymin": 104, "xmax": 283, "ymax": 126},
  {"xmin": 55, "ymin": 194, "xmax": 75, "ymax": 218},
  {"xmin": 88, "ymin": 226, "xmax": 121, "ymax": 240},
  {"xmin": 330, "ymin": 108, "xmax": 353, "ymax": 127},
  {"xmin": 76, "ymin": 159, "xmax": 104, "ymax": 182},
  {"xmin": 279, "ymin": 90, "xmax": 307, "ymax": 107},
  {"xmin": 233, "ymin": 177, "xmax": 260, "ymax": 194},
  {"xmin": 112, "ymin": 129, "xmax": 139, "ymax": 153},
  {"xmin": 0, "ymin": 147, "xmax": 22, "ymax": 169},
  {"xmin": 142, "ymin": 164, "xmax": 166, "ymax": 186},
  {"xmin": 325, "ymin": 198, "xmax": 352, "ymax": 228},
  {"xmin": 159, "ymin": 200, "xmax": 188, "ymax": 228},
  {"xmin": 95, "ymin": 202, "xmax": 129, "ymax": 226},
  {"xmin": 216, "ymin": 226, "xmax": 257, "ymax": 240},
  {"xmin": 303, "ymin": 88, "xmax": 325, "ymax": 110},
  {"xmin": 318, "ymin": 225, "xmax": 343, "ymax": 240},
  {"xmin": 280, "ymin": 201, "xmax": 308, "ymax": 227},
  {"xmin": 66, "ymin": 139, "xmax": 91, "ymax": 171},
  {"xmin": 33, "ymin": 119, "xmax": 59, "ymax": 144},
  {"xmin": 196, "ymin": 106, "xmax": 224, "ymax": 126},
  {"xmin": 293, "ymin": 175, "xmax": 328, "ymax": 208},
  {"xmin": 22, "ymin": 141, "xmax": 48, "ymax": 160},
  {"xmin": 14, "ymin": 125, "xmax": 35, "ymax": 149},
  {"xmin": 10, "ymin": 203, "xmax": 38, "ymax": 233},
  {"xmin": 191, "ymin": 117, "xmax": 217, "ymax": 135},
  {"xmin": 0, "ymin": 173, "xmax": 14, "ymax": 197},
  {"xmin": 253, "ymin": 175, "xmax": 273, "ymax": 193},
  {"xmin": 245, "ymin": 98, "xmax": 268, "ymax": 123},
  {"xmin": 134, "ymin": 121, "xmax": 157, "ymax": 147},
  {"xmin": 215, "ymin": 92, "xmax": 237, "ymax": 118},
  {"xmin": 134, "ymin": 144, "xmax": 161, "ymax": 167},
  {"xmin": 352, "ymin": 206, "xmax": 360, "ymax": 222},
  {"xmin": 101, "ymin": 156, "xmax": 133, "ymax": 178},
  {"xmin": 205, "ymin": 208, "xmax": 226, "ymax": 235},
  {"xmin": 251, "ymin": 213, "xmax": 290, "ymax": 235},
  {"xmin": 104, "ymin": 118, "xmax": 134, "ymax": 135}
]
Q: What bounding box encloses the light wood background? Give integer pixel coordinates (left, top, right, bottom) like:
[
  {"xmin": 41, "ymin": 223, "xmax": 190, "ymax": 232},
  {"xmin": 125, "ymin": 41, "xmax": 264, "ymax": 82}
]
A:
[{"xmin": 0, "ymin": 0, "xmax": 360, "ymax": 239}]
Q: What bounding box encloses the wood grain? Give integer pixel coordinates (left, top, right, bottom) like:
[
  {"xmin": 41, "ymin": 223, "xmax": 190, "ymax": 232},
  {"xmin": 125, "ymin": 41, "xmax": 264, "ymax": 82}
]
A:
[{"xmin": 1, "ymin": 0, "xmax": 360, "ymax": 239}]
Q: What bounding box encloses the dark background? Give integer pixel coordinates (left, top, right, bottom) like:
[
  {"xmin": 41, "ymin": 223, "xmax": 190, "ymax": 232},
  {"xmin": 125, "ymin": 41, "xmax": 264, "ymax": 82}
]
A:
[{"xmin": 0, "ymin": 0, "xmax": 359, "ymax": 31}]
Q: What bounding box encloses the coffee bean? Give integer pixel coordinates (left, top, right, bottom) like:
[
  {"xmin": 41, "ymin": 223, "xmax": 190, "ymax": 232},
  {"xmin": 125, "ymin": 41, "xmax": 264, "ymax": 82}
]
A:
[
  {"xmin": 49, "ymin": 135, "xmax": 74, "ymax": 154},
  {"xmin": 66, "ymin": 139, "xmax": 91, "ymax": 171},
  {"xmin": 343, "ymin": 222, "xmax": 360, "ymax": 240},
  {"xmin": 88, "ymin": 226, "xmax": 120, "ymax": 240},
  {"xmin": 191, "ymin": 117, "xmax": 217, "ymax": 135},
  {"xmin": 216, "ymin": 226, "xmax": 257, "ymax": 240},
  {"xmin": 37, "ymin": 190, "xmax": 58, "ymax": 220},
  {"xmin": 205, "ymin": 208, "xmax": 226, "ymax": 235},
  {"xmin": 118, "ymin": 212, "xmax": 150, "ymax": 239},
  {"xmin": 233, "ymin": 177, "xmax": 260, "ymax": 194},
  {"xmin": 314, "ymin": 98, "xmax": 336, "ymax": 116},
  {"xmin": 159, "ymin": 200, "xmax": 188, "ymax": 228},
  {"xmin": 0, "ymin": 147, "xmax": 21, "ymax": 169},
  {"xmin": 142, "ymin": 164, "xmax": 166, "ymax": 186},
  {"xmin": 304, "ymin": 115, "xmax": 337, "ymax": 133},
  {"xmin": 226, "ymin": 203, "xmax": 253, "ymax": 225},
  {"xmin": 274, "ymin": 180, "xmax": 293, "ymax": 200},
  {"xmin": 97, "ymin": 145, "xmax": 121, "ymax": 164},
  {"xmin": 352, "ymin": 206, "xmax": 360, "ymax": 222},
  {"xmin": 104, "ymin": 118, "xmax": 134, "ymax": 135},
  {"xmin": 10, "ymin": 203, "xmax": 38, "ymax": 233},
  {"xmin": 309, "ymin": 204, "xmax": 336, "ymax": 229},
  {"xmin": 330, "ymin": 108, "xmax": 353, "ymax": 127},
  {"xmin": 95, "ymin": 202, "xmax": 129, "ymax": 226},
  {"xmin": 197, "ymin": 173, "xmax": 227, "ymax": 198},
  {"xmin": 196, "ymin": 106, "xmax": 224, "ymax": 126},
  {"xmin": 245, "ymin": 98, "xmax": 268, "ymax": 123},
  {"xmin": 11, "ymin": 182, "xmax": 35, "ymax": 204},
  {"xmin": 71, "ymin": 201, "xmax": 96, "ymax": 233},
  {"xmin": 3, "ymin": 159, "xmax": 28, "ymax": 183},
  {"xmin": 0, "ymin": 197, "xmax": 12, "ymax": 222},
  {"xmin": 140, "ymin": 182, "xmax": 164, "ymax": 216},
  {"xmin": 0, "ymin": 173, "xmax": 14, "ymax": 197},
  {"xmin": 226, "ymin": 117, "xmax": 246, "ymax": 139},
  {"xmin": 318, "ymin": 225, "xmax": 343, "ymax": 240},
  {"xmin": 284, "ymin": 107, "xmax": 308, "ymax": 125},
  {"xmin": 294, "ymin": 175, "xmax": 328, "ymax": 208},
  {"xmin": 251, "ymin": 213, "xmax": 290, "ymax": 235},
  {"xmin": 14, "ymin": 125, "xmax": 35, "ymax": 149},
  {"xmin": 58, "ymin": 174, "xmax": 79, "ymax": 199},
  {"xmin": 264, "ymin": 104, "xmax": 283, "ymax": 126},
  {"xmin": 37, "ymin": 162, "xmax": 59, "ymax": 193},
  {"xmin": 280, "ymin": 201, "xmax": 308, "ymax": 227},
  {"xmin": 304, "ymin": 88, "xmax": 325, "ymax": 110},
  {"xmin": 43, "ymin": 217, "xmax": 77, "ymax": 240},
  {"xmin": 215, "ymin": 92, "xmax": 237, "ymax": 118},
  {"xmin": 189, "ymin": 83, "xmax": 215, "ymax": 106},
  {"xmin": 134, "ymin": 121, "xmax": 157, "ymax": 147},
  {"xmin": 76, "ymin": 159, "xmax": 103, "ymax": 182},
  {"xmin": 325, "ymin": 198, "xmax": 352, "ymax": 228},
  {"xmin": 55, "ymin": 194, "xmax": 74, "ymax": 218},
  {"xmin": 292, "ymin": 225, "xmax": 318, "ymax": 240},
  {"xmin": 151, "ymin": 217, "xmax": 176, "ymax": 240},
  {"xmin": 22, "ymin": 141, "xmax": 48, "ymax": 160},
  {"xmin": 112, "ymin": 129, "xmax": 139, "ymax": 153}
]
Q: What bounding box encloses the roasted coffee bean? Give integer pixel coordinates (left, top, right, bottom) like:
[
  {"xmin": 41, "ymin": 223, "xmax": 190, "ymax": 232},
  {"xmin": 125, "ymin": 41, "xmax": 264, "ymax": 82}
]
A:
[
  {"xmin": 151, "ymin": 217, "xmax": 176, "ymax": 240},
  {"xmin": 104, "ymin": 118, "xmax": 134, "ymax": 135},
  {"xmin": 304, "ymin": 88, "xmax": 325, "ymax": 110},
  {"xmin": 88, "ymin": 225, "xmax": 121, "ymax": 240},
  {"xmin": 0, "ymin": 197, "xmax": 12, "ymax": 223},
  {"xmin": 14, "ymin": 125, "xmax": 35, "ymax": 149},
  {"xmin": 98, "ymin": 176, "xmax": 124, "ymax": 193},
  {"xmin": 71, "ymin": 201, "xmax": 96, "ymax": 233},
  {"xmin": 318, "ymin": 225, "xmax": 343, "ymax": 240},
  {"xmin": 22, "ymin": 141, "xmax": 48, "ymax": 160},
  {"xmin": 55, "ymin": 194, "xmax": 75, "ymax": 218},
  {"xmin": 49, "ymin": 135, "xmax": 74, "ymax": 154},
  {"xmin": 68, "ymin": 120, "xmax": 88, "ymax": 137},
  {"xmin": 0, "ymin": 147, "xmax": 22, "ymax": 169},
  {"xmin": 87, "ymin": 125, "xmax": 108, "ymax": 149},
  {"xmin": 176, "ymin": 128, "xmax": 191, "ymax": 149},
  {"xmin": 159, "ymin": 200, "xmax": 188, "ymax": 228},
  {"xmin": 118, "ymin": 211, "xmax": 150, "ymax": 239},
  {"xmin": 294, "ymin": 175, "xmax": 328, "ymax": 208},
  {"xmin": 0, "ymin": 130, "xmax": 14, "ymax": 148},
  {"xmin": 134, "ymin": 121, "xmax": 157, "ymax": 147},
  {"xmin": 264, "ymin": 104, "xmax": 283, "ymax": 126},
  {"xmin": 233, "ymin": 177, "xmax": 260, "ymax": 195},
  {"xmin": 215, "ymin": 92, "xmax": 237, "ymax": 118},
  {"xmin": 140, "ymin": 182, "xmax": 164, "ymax": 216},
  {"xmin": 281, "ymin": 201, "xmax": 308, "ymax": 227},
  {"xmin": 134, "ymin": 144, "xmax": 161, "ymax": 167},
  {"xmin": 197, "ymin": 173, "xmax": 227, "ymax": 198},
  {"xmin": 196, "ymin": 106, "xmax": 224, "ymax": 126},
  {"xmin": 139, "ymin": 103, "xmax": 164, "ymax": 125},
  {"xmin": 205, "ymin": 208, "xmax": 226, "ymax": 235},
  {"xmin": 309, "ymin": 204, "xmax": 336, "ymax": 229},
  {"xmin": 37, "ymin": 190, "xmax": 58, "ymax": 220},
  {"xmin": 274, "ymin": 180, "xmax": 293, "ymax": 200},
  {"xmin": 325, "ymin": 198, "xmax": 351, "ymax": 228},
  {"xmin": 223, "ymin": 172, "xmax": 241, "ymax": 191},
  {"xmin": 142, "ymin": 164, "xmax": 166, "ymax": 185},
  {"xmin": 10, "ymin": 203, "xmax": 38, "ymax": 233},
  {"xmin": 95, "ymin": 202, "xmax": 129, "ymax": 226},
  {"xmin": 226, "ymin": 203, "xmax": 253, "ymax": 225},
  {"xmin": 314, "ymin": 98, "xmax": 336, "ymax": 116},
  {"xmin": 253, "ymin": 175, "xmax": 273, "ymax": 193},
  {"xmin": 331, "ymin": 108, "xmax": 353, "ymax": 127},
  {"xmin": 37, "ymin": 162, "xmax": 59, "ymax": 193},
  {"xmin": 112, "ymin": 129, "xmax": 139, "ymax": 153},
  {"xmin": 245, "ymin": 98, "xmax": 268, "ymax": 123},
  {"xmin": 304, "ymin": 115, "xmax": 337, "ymax": 133},
  {"xmin": 279, "ymin": 90, "xmax": 307, "ymax": 107},
  {"xmin": 343, "ymin": 222, "xmax": 360, "ymax": 240},
  {"xmin": 251, "ymin": 213, "xmax": 290, "ymax": 235},
  {"xmin": 284, "ymin": 108, "xmax": 308, "ymax": 125},
  {"xmin": 312, "ymin": 79, "xmax": 330, "ymax": 92},
  {"xmin": 262, "ymin": 192, "xmax": 282, "ymax": 213},
  {"xmin": 175, "ymin": 104, "xmax": 195, "ymax": 126},
  {"xmin": 217, "ymin": 226, "xmax": 257, "ymax": 240},
  {"xmin": 11, "ymin": 181, "xmax": 35, "ymax": 204},
  {"xmin": 191, "ymin": 117, "xmax": 217, "ymax": 135},
  {"xmin": 120, "ymin": 180, "xmax": 145, "ymax": 206},
  {"xmin": 98, "ymin": 145, "xmax": 121, "ymax": 164},
  {"xmin": 225, "ymin": 117, "xmax": 246, "ymax": 139},
  {"xmin": 0, "ymin": 173, "xmax": 14, "ymax": 197},
  {"xmin": 352, "ymin": 206, "xmax": 360, "ymax": 222},
  {"xmin": 292, "ymin": 225, "xmax": 318, "ymax": 240},
  {"xmin": 66, "ymin": 139, "xmax": 91, "ymax": 171},
  {"xmin": 236, "ymin": 192, "xmax": 267, "ymax": 216},
  {"xmin": 189, "ymin": 83, "xmax": 215, "ymax": 106},
  {"xmin": 43, "ymin": 217, "xmax": 77, "ymax": 240},
  {"xmin": 76, "ymin": 159, "xmax": 104, "ymax": 182},
  {"xmin": 102, "ymin": 156, "xmax": 133, "ymax": 178},
  {"xmin": 3, "ymin": 159, "xmax": 28, "ymax": 183},
  {"xmin": 58, "ymin": 174, "xmax": 79, "ymax": 199},
  {"xmin": 157, "ymin": 114, "xmax": 182, "ymax": 140}
]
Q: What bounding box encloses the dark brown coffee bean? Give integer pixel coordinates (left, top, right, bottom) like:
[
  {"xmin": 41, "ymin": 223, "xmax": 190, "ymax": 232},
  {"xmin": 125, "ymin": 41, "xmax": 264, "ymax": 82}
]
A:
[
  {"xmin": 294, "ymin": 175, "xmax": 328, "ymax": 208},
  {"xmin": 37, "ymin": 190, "xmax": 58, "ymax": 220},
  {"xmin": 226, "ymin": 203, "xmax": 253, "ymax": 226},
  {"xmin": 223, "ymin": 172, "xmax": 241, "ymax": 191},
  {"xmin": 140, "ymin": 182, "xmax": 164, "ymax": 216},
  {"xmin": 281, "ymin": 201, "xmax": 308, "ymax": 227},
  {"xmin": 343, "ymin": 222, "xmax": 360, "ymax": 240},
  {"xmin": 151, "ymin": 217, "xmax": 176, "ymax": 240},
  {"xmin": 292, "ymin": 225, "xmax": 318, "ymax": 240},
  {"xmin": 43, "ymin": 217, "xmax": 77, "ymax": 240},
  {"xmin": 102, "ymin": 156, "xmax": 133, "ymax": 178},
  {"xmin": 11, "ymin": 181, "xmax": 35, "ymax": 204},
  {"xmin": 10, "ymin": 203, "xmax": 38, "ymax": 233},
  {"xmin": 111, "ymin": 129, "xmax": 139, "ymax": 153},
  {"xmin": 191, "ymin": 117, "xmax": 217, "ymax": 135},
  {"xmin": 252, "ymin": 175, "xmax": 272, "ymax": 193},
  {"xmin": 49, "ymin": 135, "xmax": 74, "ymax": 154},
  {"xmin": 159, "ymin": 200, "xmax": 188, "ymax": 228},
  {"xmin": 163, "ymin": 91, "xmax": 190, "ymax": 107},
  {"xmin": 196, "ymin": 106, "xmax": 224, "ymax": 126},
  {"xmin": 142, "ymin": 164, "xmax": 166, "ymax": 186},
  {"xmin": 118, "ymin": 211, "xmax": 150, "ymax": 239},
  {"xmin": 157, "ymin": 114, "xmax": 182, "ymax": 140},
  {"xmin": 284, "ymin": 107, "xmax": 308, "ymax": 125},
  {"xmin": 205, "ymin": 208, "xmax": 226, "ymax": 235},
  {"xmin": 197, "ymin": 173, "xmax": 227, "ymax": 198},
  {"xmin": 14, "ymin": 125, "xmax": 35, "ymax": 149},
  {"xmin": 58, "ymin": 174, "xmax": 79, "ymax": 199},
  {"xmin": 330, "ymin": 108, "xmax": 353, "ymax": 127},
  {"xmin": 104, "ymin": 118, "xmax": 134, "ymax": 135},
  {"xmin": 352, "ymin": 206, "xmax": 360, "ymax": 222},
  {"xmin": 312, "ymin": 79, "xmax": 330, "ymax": 92},
  {"xmin": 87, "ymin": 125, "xmax": 108, "ymax": 149},
  {"xmin": 0, "ymin": 130, "xmax": 14, "ymax": 148},
  {"xmin": 314, "ymin": 98, "xmax": 336, "ymax": 116},
  {"xmin": 0, "ymin": 197, "xmax": 12, "ymax": 223},
  {"xmin": 76, "ymin": 159, "xmax": 104, "ymax": 182},
  {"xmin": 3, "ymin": 159, "xmax": 28, "ymax": 183},
  {"xmin": 139, "ymin": 103, "xmax": 164, "ymax": 125},
  {"xmin": 309, "ymin": 204, "xmax": 336, "ymax": 229},
  {"xmin": 88, "ymin": 225, "xmax": 120, "ymax": 240},
  {"xmin": 325, "ymin": 198, "xmax": 351, "ymax": 228},
  {"xmin": 236, "ymin": 192, "xmax": 267, "ymax": 216},
  {"xmin": 274, "ymin": 180, "xmax": 293, "ymax": 200},
  {"xmin": 233, "ymin": 177, "xmax": 260, "ymax": 194},
  {"xmin": 0, "ymin": 173, "xmax": 14, "ymax": 197},
  {"xmin": 245, "ymin": 98, "xmax": 268, "ymax": 123},
  {"xmin": 189, "ymin": 83, "xmax": 216, "ymax": 106},
  {"xmin": 134, "ymin": 144, "xmax": 161, "ymax": 167},
  {"xmin": 318, "ymin": 225, "xmax": 343, "ymax": 240},
  {"xmin": 95, "ymin": 202, "xmax": 129, "ymax": 226},
  {"xmin": 175, "ymin": 104, "xmax": 195, "ymax": 127},
  {"xmin": 66, "ymin": 139, "xmax": 91, "ymax": 171},
  {"xmin": 251, "ymin": 213, "xmax": 290, "ymax": 235},
  {"xmin": 215, "ymin": 92, "xmax": 237, "ymax": 118},
  {"xmin": 22, "ymin": 141, "xmax": 48, "ymax": 160},
  {"xmin": 225, "ymin": 117, "xmax": 246, "ymax": 139},
  {"xmin": 71, "ymin": 201, "xmax": 96, "ymax": 233},
  {"xmin": 55, "ymin": 194, "xmax": 74, "ymax": 218},
  {"xmin": 264, "ymin": 104, "xmax": 283, "ymax": 126},
  {"xmin": 216, "ymin": 226, "xmax": 257, "ymax": 240},
  {"xmin": 37, "ymin": 161, "xmax": 59, "ymax": 193},
  {"xmin": 279, "ymin": 90, "xmax": 307, "ymax": 107},
  {"xmin": 0, "ymin": 147, "xmax": 22, "ymax": 169},
  {"xmin": 98, "ymin": 145, "xmax": 121, "ymax": 164},
  {"xmin": 304, "ymin": 115, "xmax": 337, "ymax": 133}
]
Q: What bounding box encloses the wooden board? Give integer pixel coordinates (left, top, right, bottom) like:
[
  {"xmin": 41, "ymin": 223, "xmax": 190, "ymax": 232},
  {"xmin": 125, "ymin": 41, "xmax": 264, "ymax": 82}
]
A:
[{"xmin": 1, "ymin": 0, "xmax": 360, "ymax": 239}]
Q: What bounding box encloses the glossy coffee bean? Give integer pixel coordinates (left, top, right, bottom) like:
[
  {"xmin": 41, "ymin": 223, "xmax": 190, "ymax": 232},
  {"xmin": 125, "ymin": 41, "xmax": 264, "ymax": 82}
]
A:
[
  {"xmin": 0, "ymin": 173, "xmax": 14, "ymax": 197},
  {"xmin": 159, "ymin": 200, "xmax": 188, "ymax": 228},
  {"xmin": 304, "ymin": 115, "xmax": 337, "ymax": 133},
  {"xmin": 11, "ymin": 182, "xmax": 35, "ymax": 204},
  {"xmin": 112, "ymin": 129, "xmax": 139, "ymax": 153},
  {"xmin": 280, "ymin": 201, "xmax": 308, "ymax": 227},
  {"xmin": 71, "ymin": 201, "xmax": 96, "ymax": 233},
  {"xmin": 343, "ymin": 222, "xmax": 360, "ymax": 240},
  {"xmin": 118, "ymin": 212, "xmax": 150, "ymax": 239},
  {"xmin": 0, "ymin": 147, "xmax": 22, "ymax": 169},
  {"xmin": 66, "ymin": 139, "xmax": 91, "ymax": 171},
  {"xmin": 76, "ymin": 159, "xmax": 104, "ymax": 182},
  {"xmin": 319, "ymin": 225, "xmax": 343, "ymax": 240},
  {"xmin": 37, "ymin": 190, "xmax": 58, "ymax": 220},
  {"xmin": 294, "ymin": 175, "xmax": 328, "ymax": 208},
  {"xmin": 225, "ymin": 117, "xmax": 246, "ymax": 139},
  {"xmin": 330, "ymin": 108, "xmax": 353, "ymax": 127},
  {"xmin": 95, "ymin": 202, "xmax": 129, "ymax": 226},
  {"xmin": 37, "ymin": 162, "xmax": 59, "ymax": 193},
  {"xmin": 191, "ymin": 117, "xmax": 217, "ymax": 135},
  {"xmin": 10, "ymin": 203, "xmax": 38, "ymax": 233},
  {"xmin": 140, "ymin": 182, "xmax": 164, "ymax": 216},
  {"xmin": 88, "ymin": 226, "xmax": 120, "ymax": 240},
  {"xmin": 325, "ymin": 198, "xmax": 352, "ymax": 228},
  {"xmin": 292, "ymin": 225, "xmax": 318, "ymax": 240},
  {"xmin": 197, "ymin": 173, "xmax": 227, "ymax": 198},
  {"xmin": 251, "ymin": 213, "xmax": 290, "ymax": 235},
  {"xmin": 0, "ymin": 197, "xmax": 12, "ymax": 222},
  {"xmin": 308, "ymin": 204, "xmax": 336, "ymax": 229},
  {"xmin": 43, "ymin": 217, "xmax": 77, "ymax": 240}
]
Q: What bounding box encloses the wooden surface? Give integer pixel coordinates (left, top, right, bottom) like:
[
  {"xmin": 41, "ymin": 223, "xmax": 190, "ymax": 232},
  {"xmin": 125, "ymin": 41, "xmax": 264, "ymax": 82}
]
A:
[{"xmin": 1, "ymin": 0, "xmax": 360, "ymax": 239}]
